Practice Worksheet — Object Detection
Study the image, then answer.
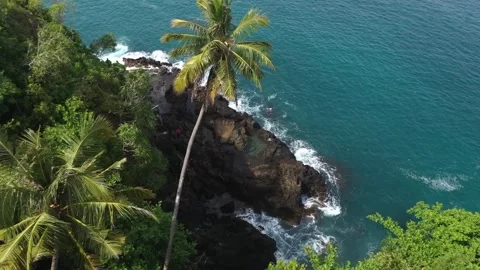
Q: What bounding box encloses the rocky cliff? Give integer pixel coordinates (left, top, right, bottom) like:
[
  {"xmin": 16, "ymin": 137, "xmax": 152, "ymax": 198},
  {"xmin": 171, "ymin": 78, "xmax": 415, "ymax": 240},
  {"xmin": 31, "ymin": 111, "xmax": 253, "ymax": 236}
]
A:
[{"xmin": 124, "ymin": 57, "xmax": 328, "ymax": 269}]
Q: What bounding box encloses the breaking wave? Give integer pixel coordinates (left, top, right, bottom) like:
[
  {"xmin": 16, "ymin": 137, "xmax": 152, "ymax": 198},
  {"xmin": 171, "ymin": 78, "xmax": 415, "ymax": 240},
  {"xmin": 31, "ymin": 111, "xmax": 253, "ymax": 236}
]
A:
[
  {"xmin": 236, "ymin": 209, "xmax": 335, "ymax": 260},
  {"xmin": 99, "ymin": 42, "xmax": 184, "ymax": 70},
  {"xmin": 230, "ymin": 91, "xmax": 341, "ymax": 260}
]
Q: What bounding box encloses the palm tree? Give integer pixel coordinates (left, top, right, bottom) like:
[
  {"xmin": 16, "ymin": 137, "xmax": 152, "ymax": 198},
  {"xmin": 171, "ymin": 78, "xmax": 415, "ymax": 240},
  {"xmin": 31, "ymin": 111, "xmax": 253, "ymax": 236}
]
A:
[
  {"xmin": 0, "ymin": 113, "xmax": 156, "ymax": 270},
  {"xmin": 160, "ymin": 0, "xmax": 274, "ymax": 268}
]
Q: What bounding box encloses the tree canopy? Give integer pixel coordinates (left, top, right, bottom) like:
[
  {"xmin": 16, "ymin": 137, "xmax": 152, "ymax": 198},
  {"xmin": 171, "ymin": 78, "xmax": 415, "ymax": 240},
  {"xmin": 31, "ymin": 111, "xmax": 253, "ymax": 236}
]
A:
[
  {"xmin": 0, "ymin": 1, "xmax": 194, "ymax": 269},
  {"xmin": 268, "ymin": 202, "xmax": 480, "ymax": 270}
]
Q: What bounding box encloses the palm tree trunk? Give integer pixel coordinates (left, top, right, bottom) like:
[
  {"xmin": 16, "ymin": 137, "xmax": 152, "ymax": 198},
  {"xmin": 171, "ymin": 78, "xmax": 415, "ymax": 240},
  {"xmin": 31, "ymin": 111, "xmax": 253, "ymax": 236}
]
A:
[
  {"xmin": 50, "ymin": 250, "xmax": 59, "ymax": 270},
  {"xmin": 163, "ymin": 103, "xmax": 206, "ymax": 270}
]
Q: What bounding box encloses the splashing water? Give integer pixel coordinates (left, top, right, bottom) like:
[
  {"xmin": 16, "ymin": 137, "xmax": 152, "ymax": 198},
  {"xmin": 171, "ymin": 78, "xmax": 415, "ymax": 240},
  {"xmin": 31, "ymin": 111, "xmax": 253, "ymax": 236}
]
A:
[
  {"xmin": 229, "ymin": 91, "xmax": 342, "ymax": 259},
  {"xmin": 99, "ymin": 42, "xmax": 184, "ymax": 70}
]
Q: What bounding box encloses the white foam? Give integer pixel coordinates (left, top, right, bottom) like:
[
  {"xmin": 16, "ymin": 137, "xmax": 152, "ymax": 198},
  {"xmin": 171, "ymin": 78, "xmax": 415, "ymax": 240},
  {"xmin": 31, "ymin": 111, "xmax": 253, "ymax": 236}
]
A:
[
  {"xmin": 401, "ymin": 169, "xmax": 466, "ymax": 191},
  {"xmin": 229, "ymin": 92, "xmax": 342, "ymax": 260},
  {"xmin": 99, "ymin": 42, "xmax": 184, "ymax": 71},
  {"xmin": 268, "ymin": 93, "xmax": 277, "ymax": 100},
  {"xmin": 291, "ymin": 140, "xmax": 341, "ymax": 217},
  {"xmin": 236, "ymin": 209, "xmax": 334, "ymax": 260},
  {"xmin": 99, "ymin": 43, "xmax": 129, "ymax": 63},
  {"xmin": 229, "ymin": 93, "xmax": 341, "ymax": 216}
]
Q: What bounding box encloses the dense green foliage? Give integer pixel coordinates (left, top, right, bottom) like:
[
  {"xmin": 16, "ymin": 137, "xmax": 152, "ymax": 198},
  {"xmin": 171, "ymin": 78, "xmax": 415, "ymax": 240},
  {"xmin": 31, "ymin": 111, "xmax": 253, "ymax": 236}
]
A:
[
  {"xmin": 107, "ymin": 205, "xmax": 195, "ymax": 270},
  {"xmin": 0, "ymin": 114, "xmax": 156, "ymax": 269},
  {"xmin": 268, "ymin": 202, "xmax": 480, "ymax": 270},
  {"xmin": 0, "ymin": 0, "xmax": 193, "ymax": 269}
]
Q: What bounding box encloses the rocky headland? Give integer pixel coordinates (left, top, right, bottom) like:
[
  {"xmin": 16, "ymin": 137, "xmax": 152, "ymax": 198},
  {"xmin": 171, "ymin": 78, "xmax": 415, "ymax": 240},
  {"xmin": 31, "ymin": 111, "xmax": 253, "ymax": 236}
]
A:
[{"xmin": 123, "ymin": 57, "xmax": 329, "ymax": 269}]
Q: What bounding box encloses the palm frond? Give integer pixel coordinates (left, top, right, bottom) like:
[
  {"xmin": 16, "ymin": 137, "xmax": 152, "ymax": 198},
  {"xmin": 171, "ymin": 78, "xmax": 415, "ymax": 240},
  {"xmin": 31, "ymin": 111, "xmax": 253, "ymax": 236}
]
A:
[
  {"xmin": 170, "ymin": 44, "xmax": 203, "ymax": 58},
  {"xmin": 18, "ymin": 129, "xmax": 52, "ymax": 187},
  {"xmin": 168, "ymin": 19, "xmax": 208, "ymax": 36},
  {"xmin": 196, "ymin": 0, "xmax": 216, "ymax": 27},
  {"xmin": 206, "ymin": 75, "xmax": 222, "ymax": 104},
  {"xmin": 0, "ymin": 186, "xmax": 43, "ymax": 228},
  {"xmin": 66, "ymin": 231, "xmax": 98, "ymax": 270},
  {"xmin": 98, "ymin": 158, "xmax": 126, "ymax": 176},
  {"xmin": 62, "ymin": 174, "xmax": 113, "ymax": 205},
  {"xmin": 0, "ymin": 134, "xmax": 29, "ymax": 177},
  {"xmin": 161, "ymin": 33, "xmax": 206, "ymax": 45},
  {"xmin": 0, "ymin": 213, "xmax": 66, "ymax": 270},
  {"xmin": 162, "ymin": 33, "xmax": 207, "ymax": 57},
  {"xmin": 67, "ymin": 201, "xmax": 156, "ymax": 227},
  {"xmin": 229, "ymin": 48, "xmax": 264, "ymax": 89},
  {"xmin": 233, "ymin": 42, "xmax": 275, "ymax": 69},
  {"xmin": 174, "ymin": 46, "xmax": 217, "ymax": 93},
  {"xmin": 60, "ymin": 113, "xmax": 114, "ymax": 168},
  {"xmin": 231, "ymin": 8, "xmax": 269, "ymax": 39},
  {"xmin": 114, "ymin": 187, "xmax": 156, "ymax": 201},
  {"xmin": 216, "ymin": 58, "xmax": 237, "ymax": 100},
  {"xmin": 66, "ymin": 215, "xmax": 124, "ymax": 260}
]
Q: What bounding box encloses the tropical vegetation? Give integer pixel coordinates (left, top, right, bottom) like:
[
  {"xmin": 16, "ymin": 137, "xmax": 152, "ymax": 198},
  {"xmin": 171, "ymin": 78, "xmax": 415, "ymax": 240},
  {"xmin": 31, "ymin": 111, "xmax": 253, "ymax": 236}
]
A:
[
  {"xmin": 268, "ymin": 202, "xmax": 480, "ymax": 270},
  {"xmin": 160, "ymin": 0, "xmax": 275, "ymax": 268},
  {"xmin": 1, "ymin": 1, "xmax": 479, "ymax": 270},
  {"xmin": 0, "ymin": 0, "xmax": 194, "ymax": 269}
]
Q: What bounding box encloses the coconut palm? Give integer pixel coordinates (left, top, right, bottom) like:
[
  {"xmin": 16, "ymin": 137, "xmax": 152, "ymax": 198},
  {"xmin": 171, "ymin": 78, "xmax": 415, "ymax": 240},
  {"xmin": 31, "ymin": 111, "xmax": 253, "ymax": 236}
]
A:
[
  {"xmin": 0, "ymin": 113, "xmax": 156, "ymax": 270},
  {"xmin": 160, "ymin": 0, "xmax": 274, "ymax": 268}
]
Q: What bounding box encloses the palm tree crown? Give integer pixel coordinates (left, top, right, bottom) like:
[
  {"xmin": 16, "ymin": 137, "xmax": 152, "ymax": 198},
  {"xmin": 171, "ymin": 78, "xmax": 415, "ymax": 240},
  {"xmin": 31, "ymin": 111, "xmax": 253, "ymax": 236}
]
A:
[
  {"xmin": 161, "ymin": 0, "xmax": 274, "ymax": 103},
  {"xmin": 0, "ymin": 113, "xmax": 155, "ymax": 270}
]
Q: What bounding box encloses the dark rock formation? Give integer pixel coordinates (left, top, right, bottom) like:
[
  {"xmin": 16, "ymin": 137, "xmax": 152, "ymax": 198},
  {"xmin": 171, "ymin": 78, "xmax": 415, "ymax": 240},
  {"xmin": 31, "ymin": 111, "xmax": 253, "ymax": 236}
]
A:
[
  {"xmin": 125, "ymin": 57, "xmax": 328, "ymax": 269},
  {"xmin": 162, "ymin": 83, "xmax": 327, "ymax": 225},
  {"xmin": 123, "ymin": 56, "xmax": 174, "ymax": 69},
  {"xmin": 193, "ymin": 217, "xmax": 276, "ymax": 270}
]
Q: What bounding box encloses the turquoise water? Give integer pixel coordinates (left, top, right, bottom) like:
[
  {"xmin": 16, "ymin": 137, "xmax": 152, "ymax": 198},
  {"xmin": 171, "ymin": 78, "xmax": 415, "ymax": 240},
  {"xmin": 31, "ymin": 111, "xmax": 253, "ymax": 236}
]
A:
[{"xmin": 67, "ymin": 0, "xmax": 480, "ymax": 263}]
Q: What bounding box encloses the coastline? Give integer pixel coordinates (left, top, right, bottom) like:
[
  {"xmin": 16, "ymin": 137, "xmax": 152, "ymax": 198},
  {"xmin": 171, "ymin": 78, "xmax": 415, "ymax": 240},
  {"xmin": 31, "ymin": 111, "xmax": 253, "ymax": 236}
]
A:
[{"xmin": 121, "ymin": 56, "xmax": 332, "ymax": 268}]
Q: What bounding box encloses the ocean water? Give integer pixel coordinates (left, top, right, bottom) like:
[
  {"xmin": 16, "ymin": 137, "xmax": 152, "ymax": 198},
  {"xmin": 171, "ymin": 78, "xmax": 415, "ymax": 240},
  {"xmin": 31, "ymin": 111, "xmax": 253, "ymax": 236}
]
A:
[{"xmin": 67, "ymin": 0, "xmax": 480, "ymax": 263}]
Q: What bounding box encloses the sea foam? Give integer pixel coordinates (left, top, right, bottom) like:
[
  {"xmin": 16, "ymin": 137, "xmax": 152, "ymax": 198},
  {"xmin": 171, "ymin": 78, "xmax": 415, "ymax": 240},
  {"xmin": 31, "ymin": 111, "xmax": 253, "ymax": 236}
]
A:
[
  {"xmin": 401, "ymin": 169, "xmax": 466, "ymax": 192},
  {"xmin": 229, "ymin": 92, "xmax": 341, "ymax": 217},
  {"xmin": 99, "ymin": 42, "xmax": 185, "ymax": 70},
  {"xmin": 229, "ymin": 92, "xmax": 341, "ymax": 260},
  {"xmin": 236, "ymin": 209, "xmax": 335, "ymax": 260}
]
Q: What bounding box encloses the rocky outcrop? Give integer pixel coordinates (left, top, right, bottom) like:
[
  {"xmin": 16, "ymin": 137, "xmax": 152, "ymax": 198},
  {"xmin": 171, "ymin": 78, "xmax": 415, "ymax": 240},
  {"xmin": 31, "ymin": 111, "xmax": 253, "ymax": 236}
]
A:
[
  {"xmin": 125, "ymin": 57, "xmax": 328, "ymax": 269},
  {"xmin": 123, "ymin": 56, "xmax": 173, "ymax": 69},
  {"xmin": 161, "ymin": 80, "xmax": 327, "ymax": 225}
]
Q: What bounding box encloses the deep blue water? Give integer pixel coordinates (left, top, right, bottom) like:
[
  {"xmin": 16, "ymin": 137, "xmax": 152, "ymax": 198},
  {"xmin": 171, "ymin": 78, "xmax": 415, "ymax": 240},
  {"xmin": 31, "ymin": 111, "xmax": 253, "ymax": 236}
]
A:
[{"xmin": 67, "ymin": 0, "xmax": 480, "ymax": 263}]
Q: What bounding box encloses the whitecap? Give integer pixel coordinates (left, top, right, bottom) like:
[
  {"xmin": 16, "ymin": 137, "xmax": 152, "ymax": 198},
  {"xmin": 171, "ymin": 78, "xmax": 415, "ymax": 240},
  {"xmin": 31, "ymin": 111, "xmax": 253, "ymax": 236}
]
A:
[
  {"xmin": 230, "ymin": 93, "xmax": 341, "ymax": 216},
  {"xmin": 268, "ymin": 93, "xmax": 277, "ymax": 100},
  {"xmin": 99, "ymin": 43, "xmax": 129, "ymax": 63},
  {"xmin": 401, "ymin": 169, "xmax": 466, "ymax": 191},
  {"xmin": 236, "ymin": 209, "xmax": 335, "ymax": 261},
  {"xmin": 98, "ymin": 42, "xmax": 184, "ymax": 71}
]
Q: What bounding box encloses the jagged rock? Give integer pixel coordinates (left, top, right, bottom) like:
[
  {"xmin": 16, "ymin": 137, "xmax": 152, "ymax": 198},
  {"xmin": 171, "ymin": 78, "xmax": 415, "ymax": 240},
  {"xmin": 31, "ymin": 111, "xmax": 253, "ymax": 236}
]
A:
[
  {"xmin": 164, "ymin": 91, "xmax": 328, "ymax": 224},
  {"xmin": 122, "ymin": 56, "xmax": 172, "ymax": 68}
]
